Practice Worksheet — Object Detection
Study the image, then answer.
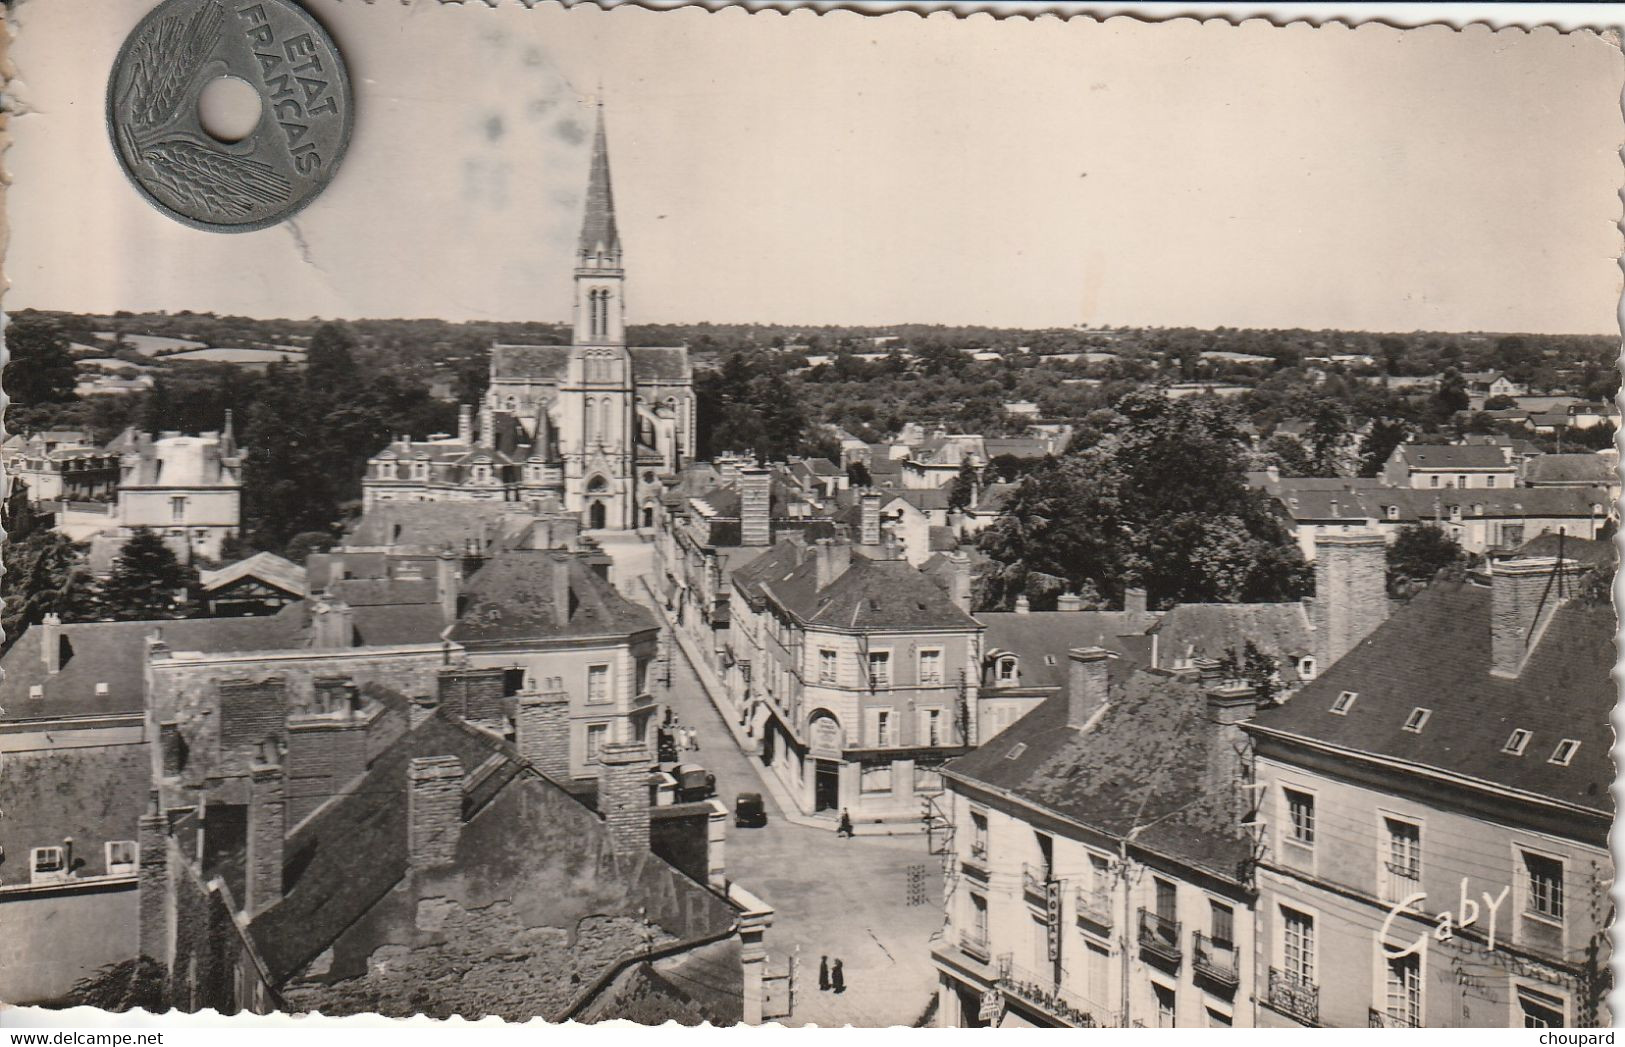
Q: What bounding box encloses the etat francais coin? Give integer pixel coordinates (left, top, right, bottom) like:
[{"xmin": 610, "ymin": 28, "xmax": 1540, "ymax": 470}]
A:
[{"xmin": 107, "ymin": 0, "xmax": 352, "ymax": 232}]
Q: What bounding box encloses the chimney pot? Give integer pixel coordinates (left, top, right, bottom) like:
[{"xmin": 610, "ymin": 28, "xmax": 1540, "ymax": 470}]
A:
[
  {"xmin": 1067, "ymin": 647, "xmax": 1112, "ymax": 728},
  {"xmin": 1056, "ymin": 592, "xmax": 1084, "ymax": 612}
]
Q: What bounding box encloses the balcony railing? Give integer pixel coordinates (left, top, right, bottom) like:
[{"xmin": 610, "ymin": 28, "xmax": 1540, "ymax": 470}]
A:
[
  {"xmin": 1267, "ymin": 967, "xmax": 1320, "ymax": 1026},
  {"xmin": 1369, "ymin": 1007, "xmax": 1420, "ymax": 1029},
  {"xmin": 1075, "ymin": 885, "xmax": 1113, "ymax": 929},
  {"xmin": 1383, "ymin": 860, "xmax": 1422, "ymax": 903},
  {"xmin": 1192, "ymin": 933, "xmax": 1239, "ymax": 987},
  {"xmin": 1137, "ymin": 908, "xmax": 1182, "ymax": 966},
  {"xmin": 969, "ymin": 841, "xmax": 989, "ymax": 862},
  {"xmin": 959, "ymin": 929, "xmax": 991, "ymax": 963},
  {"xmin": 995, "ymin": 954, "xmax": 1121, "ymax": 1028},
  {"xmin": 1022, "ymin": 863, "xmax": 1052, "ymax": 899}
]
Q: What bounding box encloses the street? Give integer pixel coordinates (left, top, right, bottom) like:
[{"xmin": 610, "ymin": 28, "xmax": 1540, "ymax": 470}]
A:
[{"xmin": 657, "ymin": 620, "xmax": 947, "ymax": 1027}]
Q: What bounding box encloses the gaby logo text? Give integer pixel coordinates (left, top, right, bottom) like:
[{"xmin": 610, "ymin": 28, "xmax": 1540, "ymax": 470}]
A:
[{"xmin": 1381, "ymin": 878, "xmax": 1513, "ymax": 958}]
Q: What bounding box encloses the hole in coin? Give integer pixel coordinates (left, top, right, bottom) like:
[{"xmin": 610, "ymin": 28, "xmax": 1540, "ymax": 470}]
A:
[{"xmin": 197, "ymin": 76, "xmax": 263, "ymax": 143}]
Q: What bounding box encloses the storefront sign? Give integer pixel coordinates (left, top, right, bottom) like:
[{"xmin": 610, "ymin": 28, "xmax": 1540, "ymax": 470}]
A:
[
  {"xmin": 809, "ymin": 713, "xmax": 844, "ymax": 756},
  {"xmin": 979, "ymin": 989, "xmax": 1005, "ymax": 1023},
  {"xmin": 1046, "ymin": 880, "xmax": 1062, "ymax": 962}
]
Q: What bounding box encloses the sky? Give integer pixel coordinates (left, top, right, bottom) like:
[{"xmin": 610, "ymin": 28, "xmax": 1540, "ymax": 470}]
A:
[{"xmin": 7, "ymin": 1, "xmax": 1623, "ymax": 334}]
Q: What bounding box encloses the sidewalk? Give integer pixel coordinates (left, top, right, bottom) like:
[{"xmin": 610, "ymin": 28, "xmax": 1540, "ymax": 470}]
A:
[{"xmin": 641, "ymin": 579, "xmax": 922, "ymax": 838}]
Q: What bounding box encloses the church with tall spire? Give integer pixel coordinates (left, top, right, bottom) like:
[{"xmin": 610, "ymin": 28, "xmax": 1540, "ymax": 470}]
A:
[{"xmin": 362, "ymin": 103, "xmax": 695, "ymax": 531}]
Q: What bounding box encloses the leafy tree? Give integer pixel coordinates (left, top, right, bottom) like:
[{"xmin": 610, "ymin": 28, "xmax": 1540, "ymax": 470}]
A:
[
  {"xmin": 846, "ymin": 460, "xmax": 871, "ymax": 487},
  {"xmin": 62, "ymin": 958, "xmax": 168, "ymax": 1012},
  {"xmin": 947, "ymin": 459, "xmax": 979, "ymax": 511},
  {"xmin": 1217, "ymin": 640, "xmax": 1281, "ymax": 706},
  {"xmin": 3, "ymin": 317, "xmax": 78, "ymax": 406},
  {"xmin": 1260, "ymin": 434, "xmax": 1314, "ymax": 477},
  {"xmin": 1385, "ymin": 524, "xmax": 1467, "ymax": 595},
  {"xmin": 284, "ymin": 530, "xmax": 335, "ymax": 565},
  {"xmin": 1432, "ymin": 368, "xmax": 1470, "ymax": 421},
  {"xmin": 1, "ymin": 529, "xmax": 98, "ymax": 649},
  {"xmin": 1357, "ymin": 418, "xmax": 1410, "ymax": 478},
  {"xmin": 98, "ymin": 527, "xmax": 199, "ymax": 621},
  {"xmin": 1303, "ymin": 398, "xmax": 1351, "ymax": 477},
  {"xmin": 242, "ymin": 365, "xmax": 338, "ymax": 550},
  {"xmin": 1483, "ymin": 394, "xmax": 1519, "ymax": 411},
  {"xmin": 305, "ymin": 321, "xmax": 362, "ymax": 395}
]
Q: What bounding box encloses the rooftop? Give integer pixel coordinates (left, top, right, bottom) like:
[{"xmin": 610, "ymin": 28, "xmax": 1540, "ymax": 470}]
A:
[{"xmin": 448, "ymin": 551, "xmax": 655, "ymax": 643}]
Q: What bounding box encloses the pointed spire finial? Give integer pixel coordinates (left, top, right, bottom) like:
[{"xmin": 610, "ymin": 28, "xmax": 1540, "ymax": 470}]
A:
[{"xmin": 578, "ymin": 94, "xmax": 620, "ymax": 263}]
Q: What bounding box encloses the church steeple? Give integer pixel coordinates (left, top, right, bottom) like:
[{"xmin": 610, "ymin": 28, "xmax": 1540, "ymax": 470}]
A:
[{"xmin": 577, "ymin": 104, "xmax": 621, "ymax": 268}]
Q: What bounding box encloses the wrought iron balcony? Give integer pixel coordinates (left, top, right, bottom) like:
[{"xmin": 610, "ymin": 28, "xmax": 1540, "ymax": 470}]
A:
[
  {"xmin": 959, "ymin": 928, "xmax": 991, "ymax": 963},
  {"xmin": 1022, "ymin": 863, "xmax": 1052, "ymax": 899},
  {"xmin": 1383, "ymin": 860, "xmax": 1422, "ymax": 903},
  {"xmin": 1192, "ymin": 933, "xmax": 1239, "ymax": 988},
  {"xmin": 1075, "ymin": 885, "xmax": 1113, "ymax": 929},
  {"xmin": 1137, "ymin": 908, "xmax": 1182, "ymax": 966},
  {"xmin": 1369, "ymin": 1007, "xmax": 1420, "ymax": 1029},
  {"xmin": 995, "ymin": 954, "xmax": 1121, "ymax": 1028},
  {"xmin": 1267, "ymin": 967, "xmax": 1320, "ymax": 1025}
]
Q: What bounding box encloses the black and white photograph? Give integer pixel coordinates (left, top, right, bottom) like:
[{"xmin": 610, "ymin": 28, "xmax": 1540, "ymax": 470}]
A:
[{"xmin": 0, "ymin": 0, "xmax": 1619, "ymax": 1031}]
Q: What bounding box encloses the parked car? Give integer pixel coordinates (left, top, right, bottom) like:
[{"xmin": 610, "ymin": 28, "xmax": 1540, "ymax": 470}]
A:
[
  {"xmin": 674, "ymin": 763, "xmax": 716, "ymax": 803},
  {"xmin": 657, "ymin": 729, "xmax": 678, "ymax": 763},
  {"xmin": 735, "ymin": 792, "xmax": 768, "ymax": 828}
]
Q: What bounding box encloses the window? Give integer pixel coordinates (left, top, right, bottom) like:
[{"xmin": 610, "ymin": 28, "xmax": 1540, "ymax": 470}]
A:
[
  {"xmin": 925, "ymin": 708, "xmax": 943, "ymax": 747},
  {"xmin": 918, "ymin": 648, "xmax": 943, "ymax": 686},
  {"xmin": 1281, "ymin": 907, "xmax": 1315, "ymax": 983},
  {"xmin": 1486, "ymin": 475, "xmax": 1497, "ymax": 488},
  {"xmin": 1429, "ymin": 475, "xmax": 1440, "ymax": 488},
  {"xmin": 586, "ymin": 723, "xmax": 608, "ymax": 762},
  {"xmin": 970, "ymin": 811, "xmax": 989, "ymax": 860},
  {"xmin": 1457, "ymin": 475, "xmax": 1467, "ymax": 488},
  {"xmin": 1205, "ymin": 1008, "xmax": 1233, "ymax": 1028},
  {"xmin": 1549, "ymin": 739, "xmax": 1580, "ymax": 766},
  {"xmin": 860, "ymin": 763, "xmax": 893, "ymax": 794},
  {"xmin": 28, "ymin": 684, "xmax": 43, "ymax": 700},
  {"xmin": 970, "ymin": 892, "xmax": 989, "ymax": 942},
  {"xmin": 1519, "ymin": 986, "xmax": 1566, "ymax": 1028},
  {"xmin": 996, "ymin": 656, "xmax": 1018, "ymax": 685},
  {"xmin": 106, "ymin": 840, "xmax": 137, "ymax": 875},
  {"xmin": 875, "ymin": 710, "xmax": 892, "ymax": 747},
  {"xmin": 1522, "ymin": 852, "xmax": 1564, "ymax": 921},
  {"xmin": 867, "ymin": 651, "xmax": 891, "ymax": 689},
  {"xmin": 586, "ymin": 664, "xmax": 611, "ymax": 705},
  {"xmin": 1210, "ymin": 899, "xmax": 1235, "ymax": 947},
  {"xmin": 1503, "ymin": 729, "xmax": 1532, "ymax": 755},
  {"xmin": 818, "ymin": 648, "xmax": 837, "ymax": 684},
  {"xmin": 1154, "ymin": 877, "xmax": 1176, "ymax": 922},
  {"xmin": 170, "ymin": 496, "xmax": 187, "ymax": 521},
  {"xmin": 1153, "ymin": 984, "xmax": 1176, "ymax": 1028},
  {"xmin": 1385, "ymin": 505, "xmax": 1399, "ymax": 520},
  {"xmin": 1402, "ymin": 708, "xmax": 1431, "ymax": 733},
  {"xmin": 635, "ymin": 657, "xmax": 651, "ymax": 697},
  {"xmin": 1330, "ymin": 690, "xmax": 1357, "ymax": 715},
  {"xmin": 1285, "ymin": 789, "xmax": 1316, "ymax": 846},
  {"xmin": 31, "ymin": 846, "xmax": 65, "ymax": 881},
  {"xmin": 1384, "ymin": 818, "xmax": 1422, "ymax": 900},
  {"xmin": 1385, "ymin": 952, "xmax": 1421, "ymax": 1027}
]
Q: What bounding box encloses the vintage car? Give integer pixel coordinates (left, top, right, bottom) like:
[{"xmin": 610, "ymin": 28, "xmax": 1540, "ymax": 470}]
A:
[{"xmin": 735, "ymin": 792, "xmax": 768, "ymax": 828}]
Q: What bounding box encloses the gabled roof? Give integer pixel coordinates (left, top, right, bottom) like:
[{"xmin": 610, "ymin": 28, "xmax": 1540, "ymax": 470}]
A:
[
  {"xmin": 1151, "ymin": 602, "xmax": 1314, "ymax": 673},
  {"xmin": 1513, "ymin": 533, "xmax": 1616, "ymax": 568},
  {"xmin": 448, "ymin": 551, "xmax": 655, "ymax": 643},
  {"xmin": 1395, "ymin": 444, "xmax": 1515, "ymax": 471},
  {"xmin": 732, "ymin": 543, "xmax": 981, "ymax": 632},
  {"xmin": 345, "ymin": 502, "xmax": 532, "ymax": 553},
  {"xmin": 979, "ymin": 610, "xmax": 1158, "ymax": 690},
  {"xmin": 488, "ymin": 345, "xmax": 691, "ymax": 384},
  {"xmin": 199, "ymin": 552, "xmax": 307, "ymax": 597},
  {"xmin": 947, "ymin": 664, "xmax": 1252, "ymax": 884},
  {"xmin": 1248, "ymin": 581, "xmax": 1614, "ymax": 819}
]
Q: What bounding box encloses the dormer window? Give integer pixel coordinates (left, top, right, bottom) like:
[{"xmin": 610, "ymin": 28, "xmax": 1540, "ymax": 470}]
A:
[
  {"xmin": 1330, "ymin": 690, "xmax": 1357, "ymax": 715},
  {"xmin": 1297, "ymin": 656, "xmax": 1317, "ymax": 680},
  {"xmin": 1385, "ymin": 505, "xmax": 1398, "ymax": 521},
  {"xmin": 95, "ymin": 682, "xmax": 109, "ymax": 696},
  {"xmin": 1503, "ymin": 730, "xmax": 1531, "ymax": 755},
  {"xmin": 1005, "ymin": 742, "xmax": 1028, "ymax": 760},
  {"xmin": 1449, "ymin": 505, "xmax": 1462, "ymax": 522},
  {"xmin": 1549, "ymin": 739, "xmax": 1580, "ymax": 766},
  {"xmin": 29, "ymin": 685, "xmax": 43, "ymax": 700},
  {"xmin": 996, "ymin": 656, "xmax": 1019, "ymax": 685},
  {"xmin": 1402, "ymin": 708, "xmax": 1431, "ymax": 733},
  {"xmin": 31, "ymin": 846, "xmax": 66, "ymax": 882},
  {"xmin": 106, "ymin": 840, "xmax": 137, "ymax": 875}
]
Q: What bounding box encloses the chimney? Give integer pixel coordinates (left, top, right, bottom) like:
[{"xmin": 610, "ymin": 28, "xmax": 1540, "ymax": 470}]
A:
[
  {"xmin": 408, "ymin": 755, "xmax": 465, "ymax": 868},
  {"xmin": 1067, "ymin": 647, "xmax": 1112, "ymax": 728},
  {"xmin": 411, "ymin": 693, "xmax": 440, "ymax": 728},
  {"xmin": 516, "ymin": 684, "xmax": 571, "ymax": 781},
  {"xmin": 551, "ymin": 554, "xmax": 573, "ymax": 627},
  {"xmin": 1123, "ymin": 587, "xmax": 1148, "ymax": 615},
  {"xmin": 1206, "ymin": 681, "xmax": 1258, "ymax": 726},
  {"xmin": 310, "ymin": 596, "xmax": 355, "ymax": 649},
  {"xmin": 478, "ymin": 401, "xmax": 494, "ymax": 446},
  {"xmin": 1194, "ymin": 656, "xmax": 1224, "ymax": 685},
  {"xmin": 946, "ymin": 508, "xmax": 964, "ymax": 533},
  {"xmin": 1311, "ymin": 530, "xmax": 1389, "ymax": 671},
  {"xmin": 137, "ymin": 794, "xmax": 170, "ymax": 964},
  {"xmin": 598, "ymin": 740, "xmax": 651, "ymax": 858},
  {"xmin": 1491, "ymin": 557, "xmax": 1569, "ymax": 678},
  {"xmin": 245, "ymin": 758, "xmax": 285, "ymax": 917},
  {"xmin": 437, "ymin": 550, "xmax": 461, "ymax": 626},
  {"xmin": 41, "ymin": 612, "xmax": 62, "ymax": 675},
  {"xmin": 328, "ymin": 553, "xmax": 345, "ymax": 582},
  {"xmin": 813, "ymin": 539, "xmax": 852, "ymax": 590},
  {"xmin": 1056, "ymin": 592, "xmax": 1084, "ymax": 612},
  {"xmin": 458, "ymin": 404, "xmax": 474, "ymax": 444},
  {"xmin": 859, "ymin": 490, "xmax": 882, "ymax": 546},
  {"xmin": 717, "ymin": 454, "xmax": 743, "ymax": 486},
  {"xmin": 945, "ymin": 550, "xmax": 973, "ymax": 615},
  {"xmin": 1014, "ymin": 594, "xmax": 1030, "ymax": 614},
  {"xmin": 739, "ymin": 466, "xmax": 772, "ymax": 547}
]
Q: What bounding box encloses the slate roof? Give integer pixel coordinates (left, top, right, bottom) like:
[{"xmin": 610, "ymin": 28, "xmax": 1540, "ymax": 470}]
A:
[
  {"xmin": 946, "ymin": 662, "xmax": 1253, "ymax": 884},
  {"xmin": 888, "ymin": 488, "xmax": 953, "ymax": 513},
  {"xmin": 1270, "ymin": 485, "xmax": 1609, "ymax": 523},
  {"xmin": 971, "ymin": 482, "xmax": 1018, "ymax": 514},
  {"xmin": 0, "ymin": 743, "xmax": 152, "ymax": 880},
  {"xmin": 579, "ymin": 105, "xmax": 620, "ymax": 257},
  {"xmin": 984, "ymin": 438, "xmax": 1050, "ymax": 460},
  {"xmin": 1150, "ymin": 602, "xmax": 1314, "ymax": 675},
  {"xmin": 732, "ymin": 543, "xmax": 981, "ymax": 632},
  {"xmin": 1247, "ymin": 581, "xmax": 1614, "ymax": 818},
  {"xmin": 489, "ymin": 345, "xmax": 691, "ymax": 384},
  {"xmin": 199, "ymin": 552, "xmax": 307, "ymax": 597},
  {"xmin": 1523, "ymin": 453, "xmax": 1617, "ymax": 486},
  {"xmin": 1397, "ymin": 445, "xmax": 1515, "ymax": 471},
  {"xmin": 448, "ymin": 551, "xmax": 655, "ymax": 643},
  {"xmin": 0, "ymin": 610, "xmax": 306, "ymax": 723},
  {"xmin": 1513, "ymin": 533, "xmax": 1617, "ymax": 568},
  {"xmin": 979, "ymin": 610, "xmax": 1159, "ymax": 690},
  {"xmin": 345, "ymin": 502, "xmax": 531, "ymax": 553}
]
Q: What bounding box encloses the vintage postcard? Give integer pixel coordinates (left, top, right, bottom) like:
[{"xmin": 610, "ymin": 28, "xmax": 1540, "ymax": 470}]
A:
[{"xmin": 0, "ymin": 0, "xmax": 1619, "ymax": 1032}]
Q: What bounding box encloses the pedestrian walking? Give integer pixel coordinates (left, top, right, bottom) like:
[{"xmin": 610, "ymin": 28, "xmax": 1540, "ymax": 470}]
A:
[
  {"xmin": 818, "ymin": 955, "xmax": 830, "ymax": 992},
  {"xmin": 686, "ymin": 727, "xmax": 698, "ymax": 751},
  {"xmin": 831, "ymin": 958, "xmax": 845, "ymax": 995},
  {"xmin": 837, "ymin": 809, "xmax": 853, "ymax": 839}
]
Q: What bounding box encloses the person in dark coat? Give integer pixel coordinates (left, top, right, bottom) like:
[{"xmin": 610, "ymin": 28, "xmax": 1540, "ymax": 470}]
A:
[
  {"xmin": 818, "ymin": 955, "xmax": 830, "ymax": 992},
  {"xmin": 837, "ymin": 809, "xmax": 854, "ymax": 839},
  {"xmin": 831, "ymin": 958, "xmax": 846, "ymax": 994}
]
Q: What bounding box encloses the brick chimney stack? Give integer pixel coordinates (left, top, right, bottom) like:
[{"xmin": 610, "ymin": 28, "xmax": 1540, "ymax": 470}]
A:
[
  {"xmin": 310, "ymin": 596, "xmax": 355, "ymax": 650},
  {"xmin": 458, "ymin": 404, "xmax": 474, "ymax": 444},
  {"xmin": 739, "ymin": 466, "xmax": 772, "ymax": 547},
  {"xmin": 598, "ymin": 741, "xmax": 651, "ymax": 858},
  {"xmin": 408, "ymin": 755, "xmax": 465, "ymax": 868},
  {"xmin": 1491, "ymin": 557, "xmax": 1569, "ymax": 678},
  {"xmin": 516, "ymin": 682, "xmax": 571, "ymax": 781},
  {"xmin": 1311, "ymin": 530, "xmax": 1389, "ymax": 672},
  {"xmin": 859, "ymin": 490, "xmax": 882, "ymax": 546},
  {"xmin": 945, "ymin": 550, "xmax": 973, "ymax": 614},
  {"xmin": 245, "ymin": 757, "xmax": 286, "ymax": 917},
  {"xmin": 1067, "ymin": 647, "xmax": 1113, "ymax": 728},
  {"xmin": 41, "ymin": 612, "xmax": 62, "ymax": 675},
  {"xmin": 137, "ymin": 793, "xmax": 170, "ymax": 965}
]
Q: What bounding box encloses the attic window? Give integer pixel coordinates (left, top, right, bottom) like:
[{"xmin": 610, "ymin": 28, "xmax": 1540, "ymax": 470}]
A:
[
  {"xmin": 28, "ymin": 685, "xmax": 43, "ymax": 700},
  {"xmin": 1502, "ymin": 730, "xmax": 1531, "ymax": 755},
  {"xmin": 1549, "ymin": 739, "xmax": 1580, "ymax": 767},
  {"xmin": 1402, "ymin": 708, "xmax": 1431, "ymax": 733},
  {"xmin": 1330, "ymin": 691, "xmax": 1357, "ymax": 715},
  {"xmin": 95, "ymin": 682, "xmax": 109, "ymax": 696},
  {"xmin": 1005, "ymin": 742, "xmax": 1028, "ymax": 760}
]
